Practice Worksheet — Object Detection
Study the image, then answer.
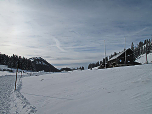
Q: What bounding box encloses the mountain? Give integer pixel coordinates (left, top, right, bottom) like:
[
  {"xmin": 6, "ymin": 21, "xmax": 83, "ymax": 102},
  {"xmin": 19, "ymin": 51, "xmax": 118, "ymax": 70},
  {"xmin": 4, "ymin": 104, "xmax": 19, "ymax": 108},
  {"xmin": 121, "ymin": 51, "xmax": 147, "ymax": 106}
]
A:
[{"xmin": 29, "ymin": 57, "xmax": 59, "ymax": 72}]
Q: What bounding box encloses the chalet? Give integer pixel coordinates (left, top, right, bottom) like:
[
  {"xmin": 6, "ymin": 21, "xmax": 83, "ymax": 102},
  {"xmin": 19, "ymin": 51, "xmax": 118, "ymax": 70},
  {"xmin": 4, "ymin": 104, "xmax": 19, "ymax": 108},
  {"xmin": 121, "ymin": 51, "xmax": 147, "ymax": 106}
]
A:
[{"xmin": 108, "ymin": 48, "xmax": 138, "ymax": 67}]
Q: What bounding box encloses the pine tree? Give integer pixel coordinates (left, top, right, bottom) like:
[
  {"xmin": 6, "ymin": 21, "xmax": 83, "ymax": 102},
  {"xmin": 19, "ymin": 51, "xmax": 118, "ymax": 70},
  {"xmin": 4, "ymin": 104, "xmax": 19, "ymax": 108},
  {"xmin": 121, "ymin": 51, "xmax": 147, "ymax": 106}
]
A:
[
  {"xmin": 81, "ymin": 66, "xmax": 84, "ymax": 70},
  {"xmin": 131, "ymin": 42, "xmax": 134, "ymax": 51}
]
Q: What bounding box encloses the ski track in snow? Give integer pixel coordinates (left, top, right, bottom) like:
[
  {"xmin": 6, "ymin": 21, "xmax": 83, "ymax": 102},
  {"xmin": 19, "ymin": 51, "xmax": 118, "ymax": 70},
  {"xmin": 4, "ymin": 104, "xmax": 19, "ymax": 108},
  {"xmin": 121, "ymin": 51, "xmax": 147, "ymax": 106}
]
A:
[
  {"xmin": 10, "ymin": 76, "xmax": 37, "ymax": 114},
  {"xmin": 0, "ymin": 75, "xmax": 15, "ymax": 114},
  {"xmin": 0, "ymin": 72, "xmax": 38, "ymax": 114}
]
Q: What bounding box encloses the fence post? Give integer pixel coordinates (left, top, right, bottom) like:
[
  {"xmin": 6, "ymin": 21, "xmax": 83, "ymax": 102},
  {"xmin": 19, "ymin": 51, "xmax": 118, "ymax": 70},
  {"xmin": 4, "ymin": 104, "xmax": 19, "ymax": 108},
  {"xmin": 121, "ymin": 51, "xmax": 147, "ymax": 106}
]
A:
[{"xmin": 15, "ymin": 62, "xmax": 19, "ymax": 91}]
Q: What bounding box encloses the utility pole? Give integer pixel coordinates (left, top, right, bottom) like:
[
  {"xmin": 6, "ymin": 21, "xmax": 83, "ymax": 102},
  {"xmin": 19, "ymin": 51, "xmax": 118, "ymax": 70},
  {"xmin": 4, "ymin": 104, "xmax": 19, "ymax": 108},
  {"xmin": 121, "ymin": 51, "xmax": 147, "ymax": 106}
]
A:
[
  {"xmin": 151, "ymin": 35, "xmax": 152, "ymax": 44},
  {"xmin": 151, "ymin": 35, "xmax": 152, "ymax": 48},
  {"xmin": 146, "ymin": 43, "xmax": 148, "ymax": 64},
  {"xmin": 104, "ymin": 40, "xmax": 106, "ymax": 69},
  {"xmin": 125, "ymin": 38, "xmax": 126, "ymax": 65}
]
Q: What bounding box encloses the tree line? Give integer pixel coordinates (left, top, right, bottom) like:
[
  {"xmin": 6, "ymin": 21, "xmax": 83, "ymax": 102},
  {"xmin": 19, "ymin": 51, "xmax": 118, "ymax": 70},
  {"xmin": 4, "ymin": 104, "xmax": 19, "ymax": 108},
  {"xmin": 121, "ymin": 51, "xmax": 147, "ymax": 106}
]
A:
[
  {"xmin": 131, "ymin": 39, "xmax": 152, "ymax": 59},
  {"xmin": 0, "ymin": 54, "xmax": 84, "ymax": 72},
  {"xmin": 60, "ymin": 66, "xmax": 85, "ymax": 72},
  {"xmin": 0, "ymin": 54, "xmax": 35, "ymax": 71}
]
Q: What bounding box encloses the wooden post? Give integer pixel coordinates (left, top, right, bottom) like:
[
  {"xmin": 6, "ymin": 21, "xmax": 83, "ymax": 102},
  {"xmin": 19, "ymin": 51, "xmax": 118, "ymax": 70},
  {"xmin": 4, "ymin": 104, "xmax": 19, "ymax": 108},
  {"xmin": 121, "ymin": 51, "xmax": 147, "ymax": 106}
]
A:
[
  {"xmin": 21, "ymin": 71, "xmax": 22, "ymax": 78},
  {"xmin": 15, "ymin": 62, "xmax": 19, "ymax": 91}
]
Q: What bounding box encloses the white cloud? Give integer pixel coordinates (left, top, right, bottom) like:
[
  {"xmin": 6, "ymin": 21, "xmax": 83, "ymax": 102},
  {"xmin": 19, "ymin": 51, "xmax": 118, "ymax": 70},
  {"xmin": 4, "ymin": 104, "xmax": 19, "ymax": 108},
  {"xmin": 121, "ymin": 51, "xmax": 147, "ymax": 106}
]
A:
[{"xmin": 53, "ymin": 38, "xmax": 66, "ymax": 52}]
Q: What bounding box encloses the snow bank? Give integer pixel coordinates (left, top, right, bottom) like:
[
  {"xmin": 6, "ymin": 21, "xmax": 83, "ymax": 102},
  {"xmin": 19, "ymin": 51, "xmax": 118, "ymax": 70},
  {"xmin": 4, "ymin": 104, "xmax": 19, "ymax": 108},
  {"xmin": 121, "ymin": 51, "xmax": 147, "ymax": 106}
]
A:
[
  {"xmin": 10, "ymin": 78, "xmax": 37, "ymax": 114},
  {"xmin": 0, "ymin": 71, "xmax": 15, "ymax": 77},
  {"xmin": 14, "ymin": 64, "xmax": 152, "ymax": 114},
  {"xmin": 9, "ymin": 71, "xmax": 52, "ymax": 114},
  {"xmin": 136, "ymin": 53, "xmax": 152, "ymax": 64}
]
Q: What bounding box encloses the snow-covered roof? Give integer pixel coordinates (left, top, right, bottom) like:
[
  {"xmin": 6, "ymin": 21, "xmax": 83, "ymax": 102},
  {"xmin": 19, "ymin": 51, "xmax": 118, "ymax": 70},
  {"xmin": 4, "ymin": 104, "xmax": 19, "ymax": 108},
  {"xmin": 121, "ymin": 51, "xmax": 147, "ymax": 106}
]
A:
[{"xmin": 109, "ymin": 48, "xmax": 132, "ymax": 61}]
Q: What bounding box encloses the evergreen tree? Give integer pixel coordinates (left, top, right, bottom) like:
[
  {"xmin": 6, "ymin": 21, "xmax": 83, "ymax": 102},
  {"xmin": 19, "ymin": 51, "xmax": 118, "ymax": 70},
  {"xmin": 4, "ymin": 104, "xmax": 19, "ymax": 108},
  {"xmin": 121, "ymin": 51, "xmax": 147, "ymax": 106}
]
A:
[
  {"xmin": 95, "ymin": 61, "xmax": 100, "ymax": 67},
  {"xmin": 131, "ymin": 42, "xmax": 134, "ymax": 51},
  {"xmin": 144, "ymin": 40, "xmax": 147, "ymax": 45},
  {"xmin": 81, "ymin": 66, "xmax": 84, "ymax": 70}
]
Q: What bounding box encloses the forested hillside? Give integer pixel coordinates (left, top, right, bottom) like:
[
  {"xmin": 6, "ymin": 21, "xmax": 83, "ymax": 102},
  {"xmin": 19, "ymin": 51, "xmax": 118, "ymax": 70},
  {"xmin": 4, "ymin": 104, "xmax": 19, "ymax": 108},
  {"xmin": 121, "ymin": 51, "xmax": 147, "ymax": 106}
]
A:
[
  {"xmin": 0, "ymin": 54, "xmax": 59, "ymax": 72},
  {"xmin": 0, "ymin": 54, "xmax": 34, "ymax": 71}
]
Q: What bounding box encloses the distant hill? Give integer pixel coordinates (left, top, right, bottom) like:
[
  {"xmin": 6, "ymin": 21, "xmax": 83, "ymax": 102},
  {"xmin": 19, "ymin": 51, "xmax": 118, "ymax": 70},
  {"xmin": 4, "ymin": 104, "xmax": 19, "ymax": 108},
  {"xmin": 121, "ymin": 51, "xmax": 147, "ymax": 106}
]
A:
[
  {"xmin": 0, "ymin": 53, "xmax": 59, "ymax": 72},
  {"xmin": 29, "ymin": 57, "xmax": 59, "ymax": 72}
]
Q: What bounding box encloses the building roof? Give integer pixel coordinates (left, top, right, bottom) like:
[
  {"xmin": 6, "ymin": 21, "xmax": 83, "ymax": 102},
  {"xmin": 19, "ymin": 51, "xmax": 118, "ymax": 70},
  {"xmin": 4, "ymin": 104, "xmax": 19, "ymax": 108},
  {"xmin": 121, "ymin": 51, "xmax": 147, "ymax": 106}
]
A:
[{"xmin": 109, "ymin": 48, "xmax": 133, "ymax": 61}]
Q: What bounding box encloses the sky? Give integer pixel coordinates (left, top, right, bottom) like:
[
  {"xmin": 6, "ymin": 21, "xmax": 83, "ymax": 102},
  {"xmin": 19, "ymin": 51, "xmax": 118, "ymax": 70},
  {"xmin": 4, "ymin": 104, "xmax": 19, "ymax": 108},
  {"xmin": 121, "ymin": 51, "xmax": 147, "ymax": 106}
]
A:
[{"xmin": 0, "ymin": 0, "xmax": 152, "ymax": 69}]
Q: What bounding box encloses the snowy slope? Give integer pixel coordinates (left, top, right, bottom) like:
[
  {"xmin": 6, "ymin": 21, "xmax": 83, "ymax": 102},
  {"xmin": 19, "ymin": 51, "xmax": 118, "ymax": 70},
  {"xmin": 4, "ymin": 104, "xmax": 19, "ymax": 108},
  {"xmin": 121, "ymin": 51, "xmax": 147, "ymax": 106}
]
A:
[
  {"xmin": 136, "ymin": 53, "xmax": 152, "ymax": 64},
  {"xmin": 11, "ymin": 64, "xmax": 152, "ymax": 114}
]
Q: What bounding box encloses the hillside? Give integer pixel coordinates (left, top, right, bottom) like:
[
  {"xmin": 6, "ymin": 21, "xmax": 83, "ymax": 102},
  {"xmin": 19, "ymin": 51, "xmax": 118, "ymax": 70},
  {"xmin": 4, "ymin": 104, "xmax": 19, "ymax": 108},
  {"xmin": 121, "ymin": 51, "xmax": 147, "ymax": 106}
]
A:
[
  {"xmin": 29, "ymin": 57, "xmax": 59, "ymax": 72},
  {"xmin": 136, "ymin": 53, "xmax": 152, "ymax": 64},
  {"xmin": 0, "ymin": 53, "xmax": 59, "ymax": 72},
  {"xmin": 11, "ymin": 64, "xmax": 152, "ymax": 114}
]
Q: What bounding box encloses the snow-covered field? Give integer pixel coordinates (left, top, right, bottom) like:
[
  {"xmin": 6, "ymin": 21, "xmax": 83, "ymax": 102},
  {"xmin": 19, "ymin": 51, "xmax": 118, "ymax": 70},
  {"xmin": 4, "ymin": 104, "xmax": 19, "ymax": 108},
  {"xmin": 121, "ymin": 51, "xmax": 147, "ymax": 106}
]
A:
[
  {"xmin": 0, "ymin": 65, "xmax": 15, "ymax": 77},
  {"xmin": 1, "ymin": 53, "xmax": 152, "ymax": 114},
  {"xmin": 10, "ymin": 64, "xmax": 152, "ymax": 114},
  {"xmin": 0, "ymin": 65, "xmax": 50, "ymax": 114}
]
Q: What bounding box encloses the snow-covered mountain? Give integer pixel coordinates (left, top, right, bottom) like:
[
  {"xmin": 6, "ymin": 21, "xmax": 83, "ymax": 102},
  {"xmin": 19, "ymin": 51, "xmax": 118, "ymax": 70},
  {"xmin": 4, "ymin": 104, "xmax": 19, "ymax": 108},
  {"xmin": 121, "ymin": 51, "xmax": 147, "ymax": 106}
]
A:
[
  {"xmin": 29, "ymin": 57, "xmax": 59, "ymax": 72},
  {"xmin": 11, "ymin": 64, "xmax": 152, "ymax": 114}
]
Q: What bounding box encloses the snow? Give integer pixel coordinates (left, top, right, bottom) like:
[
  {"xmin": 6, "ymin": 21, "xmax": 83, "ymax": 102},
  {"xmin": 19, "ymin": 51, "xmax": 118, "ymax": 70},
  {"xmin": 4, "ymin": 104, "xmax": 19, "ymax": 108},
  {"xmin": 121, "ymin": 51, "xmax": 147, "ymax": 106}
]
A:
[
  {"xmin": 0, "ymin": 65, "xmax": 16, "ymax": 77},
  {"xmin": 0, "ymin": 65, "xmax": 8, "ymax": 70},
  {"xmin": 0, "ymin": 75, "xmax": 15, "ymax": 114},
  {"xmin": 10, "ymin": 64, "xmax": 152, "ymax": 114},
  {"xmin": 109, "ymin": 49, "xmax": 126, "ymax": 61},
  {"xmin": 0, "ymin": 71, "xmax": 15, "ymax": 77},
  {"xmin": 0, "ymin": 68, "xmax": 51, "ymax": 113},
  {"xmin": 10, "ymin": 78, "xmax": 37, "ymax": 114},
  {"xmin": 136, "ymin": 53, "xmax": 152, "ymax": 64}
]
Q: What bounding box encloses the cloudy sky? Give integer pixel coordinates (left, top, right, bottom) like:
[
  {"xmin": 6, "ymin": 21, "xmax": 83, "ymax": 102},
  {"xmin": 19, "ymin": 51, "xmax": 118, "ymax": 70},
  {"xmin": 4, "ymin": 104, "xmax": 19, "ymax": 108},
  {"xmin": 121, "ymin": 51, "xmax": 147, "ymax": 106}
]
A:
[{"xmin": 0, "ymin": 0, "xmax": 152, "ymax": 68}]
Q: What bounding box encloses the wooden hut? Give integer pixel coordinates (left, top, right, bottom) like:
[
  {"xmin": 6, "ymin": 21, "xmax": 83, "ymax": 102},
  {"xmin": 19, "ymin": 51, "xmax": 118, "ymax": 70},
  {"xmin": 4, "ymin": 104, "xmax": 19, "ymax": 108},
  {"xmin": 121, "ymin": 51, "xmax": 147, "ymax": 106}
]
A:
[{"xmin": 108, "ymin": 48, "xmax": 134, "ymax": 67}]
